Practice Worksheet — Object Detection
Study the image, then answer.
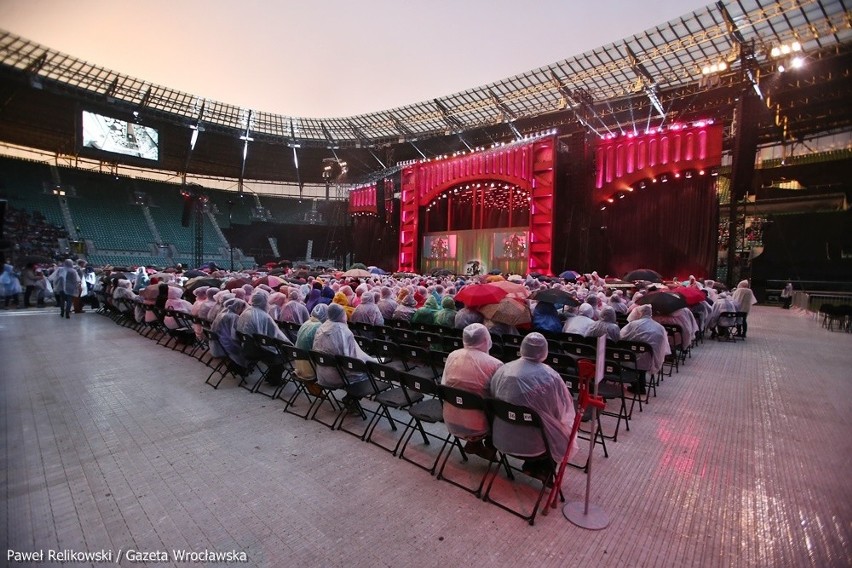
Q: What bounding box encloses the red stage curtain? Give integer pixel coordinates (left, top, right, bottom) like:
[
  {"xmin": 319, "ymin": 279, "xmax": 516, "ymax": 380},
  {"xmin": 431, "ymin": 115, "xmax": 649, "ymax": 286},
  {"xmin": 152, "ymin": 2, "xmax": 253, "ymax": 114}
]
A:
[{"xmin": 599, "ymin": 176, "xmax": 718, "ymax": 280}]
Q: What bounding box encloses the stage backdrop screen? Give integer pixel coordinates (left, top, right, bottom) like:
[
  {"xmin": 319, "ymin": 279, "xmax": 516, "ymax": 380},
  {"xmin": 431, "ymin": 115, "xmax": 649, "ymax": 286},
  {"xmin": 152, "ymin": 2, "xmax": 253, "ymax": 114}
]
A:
[{"xmin": 81, "ymin": 110, "xmax": 159, "ymax": 162}]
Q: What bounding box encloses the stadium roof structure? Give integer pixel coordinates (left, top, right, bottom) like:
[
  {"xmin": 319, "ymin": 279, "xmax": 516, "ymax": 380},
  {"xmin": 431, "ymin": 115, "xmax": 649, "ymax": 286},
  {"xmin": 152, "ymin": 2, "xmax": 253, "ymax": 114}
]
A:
[{"xmin": 0, "ymin": 0, "xmax": 850, "ymax": 188}]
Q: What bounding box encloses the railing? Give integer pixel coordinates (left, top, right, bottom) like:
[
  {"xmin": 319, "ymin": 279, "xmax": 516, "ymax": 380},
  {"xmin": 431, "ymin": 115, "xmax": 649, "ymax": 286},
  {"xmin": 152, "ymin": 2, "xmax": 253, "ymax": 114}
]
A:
[{"xmin": 791, "ymin": 291, "xmax": 852, "ymax": 315}]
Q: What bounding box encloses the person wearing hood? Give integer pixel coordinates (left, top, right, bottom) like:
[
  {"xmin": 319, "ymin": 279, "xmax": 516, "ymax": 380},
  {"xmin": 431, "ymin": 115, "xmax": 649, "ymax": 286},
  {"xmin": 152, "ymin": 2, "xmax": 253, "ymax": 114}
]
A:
[
  {"xmin": 190, "ymin": 286, "xmax": 209, "ymax": 340},
  {"xmin": 532, "ymin": 301, "xmax": 563, "ymax": 334},
  {"xmin": 332, "ymin": 291, "xmax": 355, "ymax": 320},
  {"xmin": 411, "ymin": 295, "xmax": 439, "ymax": 325},
  {"xmin": 441, "ymin": 323, "xmax": 504, "ymax": 457},
  {"xmin": 267, "ymin": 291, "xmax": 288, "ymax": 321},
  {"xmin": 52, "ymin": 259, "xmax": 80, "ymax": 319},
  {"xmin": 609, "ymin": 291, "xmax": 629, "ymax": 315},
  {"xmin": 305, "ymin": 284, "xmax": 323, "ymax": 314},
  {"xmin": 351, "ymin": 290, "xmax": 384, "ymax": 326},
  {"xmin": 280, "ymin": 289, "xmax": 310, "ymax": 325},
  {"xmin": 312, "ymin": 303, "xmax": 378, "ymax": 403},
  {"xmin": 132, "ymin": 266, "xmax": 149, "ymax": 293},
  {"xmin": 653, "ymin": 306, "xmax": 699, "ymax": 350},
  {"xmin": 433, "ymin": 296, "xmax": 458, "ymax": 328},
  {"xmin": 112, "ymin": 279, "xmax": 136, "ymax": 310},
  {"xmin": 707, "ymin": 292, "xmax": 740, "ymax": 339},
  {"xmin": 377, "ymin": 286, "xmax": 398, "ymax": 321},
  {"xmin": 454, "ymin": 304, "xmax": 485, "ymax": 329},
  {"xmin": 563, "ymin": 302, "xmax": 597, "ymax": 336},
  {"xmin": 619, "ymin": 304, "xmax": 670, "ymax": 384},
  {"xmin": 593, "ymin": 305, "xmax": 622, "ymax": 343},
  {"xmin": 730, "ymin": 280, "xmax": 757, "ymax": 338},
  {"xmin": 294, "ymin": 304, "xmax": 329, "ymax": 388},
  {"xmin": 212, "ymin": 298, "xmax": 249, "ymax": 375},
  {"xmin": 198, "ymin": 287, "xmax": 220, "ymax": 322},
  {"xmin": 391, "ymin": 293, "xmax": 417, "ymax": 322},
  {"xmin": 488, "ymin": 332, "xmax": 577, "ymax": 479},
  {"xmin": 207, "ymin": 290, "xmax": 234, "ymax": 325},
  {"xmin": 236, "ymin": 290, "xmax": 292, "ymax": 386}
]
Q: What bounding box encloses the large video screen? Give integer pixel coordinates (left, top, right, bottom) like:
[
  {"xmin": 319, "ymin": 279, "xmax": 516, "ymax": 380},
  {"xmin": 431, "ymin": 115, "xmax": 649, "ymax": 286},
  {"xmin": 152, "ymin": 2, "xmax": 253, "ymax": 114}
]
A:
[{"xmin": 81, "ymin": 110, "xmax": 159, "ymax": 161}]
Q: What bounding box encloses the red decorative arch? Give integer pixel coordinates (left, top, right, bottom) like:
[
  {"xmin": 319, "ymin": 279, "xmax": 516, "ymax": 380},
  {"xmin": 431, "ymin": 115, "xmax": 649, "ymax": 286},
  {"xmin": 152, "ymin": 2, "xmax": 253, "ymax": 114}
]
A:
[{"xmin": 398, "ymin": 137, "xmax": 556, "ymax": 274}]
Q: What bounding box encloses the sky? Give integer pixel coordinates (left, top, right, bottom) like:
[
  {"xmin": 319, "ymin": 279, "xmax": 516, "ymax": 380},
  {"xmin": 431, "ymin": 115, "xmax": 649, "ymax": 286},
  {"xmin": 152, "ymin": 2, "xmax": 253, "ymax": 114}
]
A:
[{"xmin": 0, "ymin": 0, "xmax": 712, "ymax": 119}]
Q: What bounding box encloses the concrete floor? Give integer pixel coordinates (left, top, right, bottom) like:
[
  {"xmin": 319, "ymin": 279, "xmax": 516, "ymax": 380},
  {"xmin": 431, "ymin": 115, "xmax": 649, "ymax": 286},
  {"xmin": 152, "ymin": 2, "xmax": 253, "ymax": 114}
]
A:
[{"xmin": 1, "ymin": 305, "xmax": 850, "ymax": 567}]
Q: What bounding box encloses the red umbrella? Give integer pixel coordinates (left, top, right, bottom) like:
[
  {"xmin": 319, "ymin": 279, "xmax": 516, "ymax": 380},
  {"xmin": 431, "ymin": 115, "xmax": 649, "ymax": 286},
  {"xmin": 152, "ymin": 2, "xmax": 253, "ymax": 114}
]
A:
[
  {"xmin": 454, "ymin": 284, "xmax": 507, "ymax": 308},
  {"xmin": 674, "ymin": 286, "xmax": 707, "ymax": 306}
]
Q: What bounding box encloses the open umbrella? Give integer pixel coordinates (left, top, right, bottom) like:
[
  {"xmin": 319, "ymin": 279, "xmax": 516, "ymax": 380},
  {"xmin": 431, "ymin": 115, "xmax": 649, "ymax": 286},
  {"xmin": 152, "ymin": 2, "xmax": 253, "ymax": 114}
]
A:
[
  {"xmin": 369, "ymin": 267, "xmax": 387, "ymax": 275},
  {"xmin": 184, "ymin": 269, "xmax": 207, "ymax": 278},
  {"xmin": 349, "ymin": 262, "xmax": 368, "ymax": 270},
  {"xmin": 343, "ymin": 268, "xmax": 372, "ymax": 278},
  {"xmin": 636, "ymin": 291, "xmax": 687, "ymax": 315},
  {"xmin": 253, "ymin": 275, "xmax": 284, "ymax": 288},
  {"xmin": 225, "ymin": 277, "xmax": 250, "ymax": 290},
  {"xmin": 712, "ymin": 281, "xmax": 728, "ymax": 292},
  {"xmin": 479, "ymin": 297, "xmax": 532, "ymax": 326},
  {"xmin": 488, "ymin": 269, "xmax": 503, "ymax": 275},
  {"xmin": 454, "ymin": 284, "xmax": 507, "ymax": 308},
  {"xmin": 674, "ymin": 286, "xmax": 707, "ymax": 306},
  {"xmin": 488, "ymin": 279, "xmax": 530, "ymax": 299},
  {"xmin": 184, "ymin": 277, "xmax": 222, "ymax": 299},
  {"xmin": 532, "ymin": 288, "xmax": 580, "ymax": 306},
  {"xmin": 624, "ymin": 269, "xmax": 663, "ymax": 283},
  {"xmin": 559, "ymin": 270, "xmax": 581, "ymax": 281},
  {"xmin": 268, "ymin": 268, "xmax": 286, "ymax": 276}
]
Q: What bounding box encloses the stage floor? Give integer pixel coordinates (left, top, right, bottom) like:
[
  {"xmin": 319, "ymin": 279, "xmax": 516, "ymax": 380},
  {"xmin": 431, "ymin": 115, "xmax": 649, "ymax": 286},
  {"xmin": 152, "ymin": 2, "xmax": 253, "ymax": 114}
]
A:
[{"xmin": 1, "ymin": 305, "xmax": 850, "ymax": 567}]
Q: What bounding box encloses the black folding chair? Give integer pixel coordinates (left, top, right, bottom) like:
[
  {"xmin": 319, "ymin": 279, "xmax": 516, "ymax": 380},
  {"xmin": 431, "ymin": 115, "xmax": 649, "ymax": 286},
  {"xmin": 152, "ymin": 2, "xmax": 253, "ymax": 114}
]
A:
[
  {"xmin": 482, "ymin": 399, "xmax": 563, "ymax": 526},
  {"xmin": 396, "ymin": 372, "xmax": 449, "ymax": 475},
  {"xmin": 363, "ymin": 362, "xmax": 423, "ymax": 453}
]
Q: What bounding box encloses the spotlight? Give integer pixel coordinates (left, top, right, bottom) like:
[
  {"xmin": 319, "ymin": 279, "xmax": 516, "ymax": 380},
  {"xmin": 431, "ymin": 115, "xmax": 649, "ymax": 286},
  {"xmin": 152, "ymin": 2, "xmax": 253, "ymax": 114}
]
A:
[
  {"xmin": 685, "ymin": 171, "xmax": 693, "ymax": 179},
  {"xmin": 661, "ymin": 175, "xmax": 669, "ymax": 183},
  {"xmin": 639, "ymin": 181, "xmax": 646, "ymax": 189}
]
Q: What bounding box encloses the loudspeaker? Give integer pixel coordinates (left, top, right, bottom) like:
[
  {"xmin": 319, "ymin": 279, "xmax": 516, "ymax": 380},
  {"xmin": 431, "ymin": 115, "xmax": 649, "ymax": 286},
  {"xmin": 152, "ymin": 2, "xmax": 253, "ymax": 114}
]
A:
[
  {"xmin": 181, "ymin": 196, "xmax": 193, "ymax": 227},
  {"xmin": 376, "ymin": 179, "xmax": 386, "ymax": 219}
]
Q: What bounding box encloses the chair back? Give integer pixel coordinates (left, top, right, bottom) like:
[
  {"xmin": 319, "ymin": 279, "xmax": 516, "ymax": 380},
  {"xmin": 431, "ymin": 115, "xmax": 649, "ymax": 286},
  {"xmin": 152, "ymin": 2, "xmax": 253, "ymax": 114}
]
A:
[
  {"xmin": 398, "ymin": 371, "xmax": 439, "ymax": 396},
  {"xmin": 485, "ymin": 399, "xmax": 544, "ymax": 429},
  {"xmin": 438, "ymin": 384, "xmax": 486, "ymax": 411}
]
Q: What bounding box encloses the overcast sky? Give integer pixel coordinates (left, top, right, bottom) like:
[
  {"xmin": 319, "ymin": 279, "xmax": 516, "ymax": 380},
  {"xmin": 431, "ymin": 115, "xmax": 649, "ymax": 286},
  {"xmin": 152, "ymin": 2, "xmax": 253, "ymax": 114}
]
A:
[{"xmin": 1, "ymin": 0, "xmax": 711, "ymax": 118}]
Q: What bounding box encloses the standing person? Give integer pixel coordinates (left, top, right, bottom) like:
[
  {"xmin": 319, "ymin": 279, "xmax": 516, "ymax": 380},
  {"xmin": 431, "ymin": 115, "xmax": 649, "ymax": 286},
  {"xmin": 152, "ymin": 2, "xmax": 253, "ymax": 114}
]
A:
[
  {"xmin": 21, "ymin": 263, "xmax": 44, "ymax": 308},
  {"xmin": 781, "ymin": 281, "xmax": 794, "ymax": 309},
  {"xmin": 731, "ymin": 280, "xmax": 758, "ymax": 338},
  {"xmin": 0, "ymin": 262, "xmax": 22, "ymax": 308},
  {"xmin": 53, "ymin": 259, "xmax": 80, "ymax": 319}
]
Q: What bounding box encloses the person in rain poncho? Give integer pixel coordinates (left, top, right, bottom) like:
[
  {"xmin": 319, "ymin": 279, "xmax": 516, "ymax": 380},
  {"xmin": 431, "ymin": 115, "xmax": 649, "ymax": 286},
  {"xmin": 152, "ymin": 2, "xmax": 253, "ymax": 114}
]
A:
[
  {"xmin": 312, "ymin": 303, "xmax": 377, "ymax": 401},
  {"xmin": 781, "ymin": 281, "xmax": 793, "ymax": 309},
  {"xmin": 433, "ymin": 296, "xmax": 458, "ymax": 328},
  {"xmin": 532, "ymin": 301, "xmax": 564, "ymax": 334},
  {"xmin": 609, "ymin": 290, "xmax": 629, "ymax": 315},
  {"xmin": 488, "ymin": 332, "xmax": 577, "ymax": 478},
  {"xmin": 707, "ymin": 292, "xmax": 740, "ymax": 338},
  {"xmin": 619, "ymin": 304, "xmax": 671, "ymax": 383},
  {"xmin": 455, "ymin": 304, "xmax": 485, "ymax": 329},
  {"xmin": 411, "ymin": 295, "xmax": 439, "ymax": 325},
  {"xmin": 563, "ymin": 302, "xmax": 597, "ymax": 336},
  {"xmin": 653, "ymin": 307, "xmax": 699, "ymax": 350},
  {"xmin": 294, "ymin": 303, "xmax": 329, "ymax": 382},
  {"xmin": 112, "ymin": 279, "xmax": 136, "ymax": 310},
  {"xmin": 332, "ymin": 291, "xmax": 355, "ymax": 320},
  {"xmin": 305, "ymin": 284, "xmax": 323, "ymax": 314},
  {"xmin": 593, "ymin": 305, "xmax": 622, "ymax": 343},
  {"xmin": 211, "ymin": 298, "xmax": 249, "ymax": 374},
  {"xmin": 279, "ymin": 290, "xmax": 310, "ymax": 325},
  {"xmin": 206, "ymin": 290, "xmax": 233, "ymax": 325},
  {"xmin": 350, "ymin": 290, "xmax": 384, "ymax": 326},
  {"xmin": 236, "ymin": 290, "xmax": 291, "ymax": 385},
  {"xmin": 391, "ymin": 293, "xmax": 417, "ymax": 322},
  {"xmin": 197, "ymin": 287, "xmax": 220, "ymax": 322},
  {"xmin": 52, "ymin": 259, "xmax": 80, "ymax": 318},
  {"xmin": 267, "ymin": 292, "xmax": 288, "ymax": 322},
  {"xmin": 163, "ymin": 285, "xmax": 194, "ymax": 332},
  {"xmin": 132, "ymin": 266, "xmax": 149, "ymax": 293},
  {"xmin": 441, "ymin": 323, "xmax": 504, "ymax": 457},
  {"xmin": 730, "ymin": 280, "xmax": 757, "ymax": 338},
  {"xmin": 376, "ymin": 287, "xmax": 398, "ymax": 321}
]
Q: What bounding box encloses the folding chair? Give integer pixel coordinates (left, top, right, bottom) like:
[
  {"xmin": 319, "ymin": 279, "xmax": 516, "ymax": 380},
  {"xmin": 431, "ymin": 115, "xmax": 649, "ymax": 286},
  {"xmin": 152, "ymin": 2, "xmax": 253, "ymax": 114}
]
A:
[
  {"xmin": 399, "ymin": 343, "xmax": 436, "ymax": 378},
  {"xmin": 235, "ymin": 331, "xmax": 267, "ymax": 393},
  {"xmin": 482, "ymin": 399, "xmax": 563, "ymax": 526},
  {"xmin": 333, "ymin": 355, "xmax": 383, "ymax": 439},
  {"xmin": 363, "ymin": 362, "xmax": 423, "ymax": 453},
  {"xmin": 597, "ymin": 360, "xmax": 631, "ymax": 442},
  {"xmin": 605, "ymin": 348, "xmax": 644, "ymax": 416},
  {"xmin": 280, "ymin": 346, "xmax": 337, "ymax": 420},
  {"xmin": 202, "ymin": 329, "xmax": 239, "ymax": 389},
  {"xmin": 615, "ymin": 340, "xmax": 657, "ymax": 399},
  {"xmin": 307, "ymin": 351, "xmax": 350, "ymax": 430},
  {"xmin": 716, "ymin": 312, "xmax": 739, "ymax": 343},
  {"xmin": 254, "ymin": 335, "xmax": 294, "ymax": 399},
  {"xmin": 395, "ymin": 372, "xmax": 448, "ymax": 475},
  {"xmin": 435, "ymin": 385, "xmax": 500, "ymax": 496}
]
